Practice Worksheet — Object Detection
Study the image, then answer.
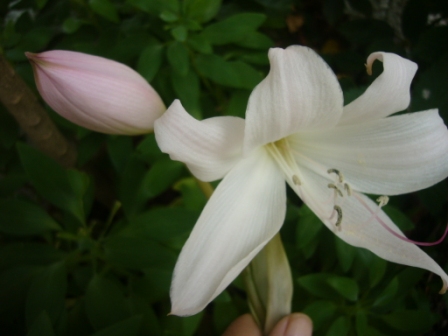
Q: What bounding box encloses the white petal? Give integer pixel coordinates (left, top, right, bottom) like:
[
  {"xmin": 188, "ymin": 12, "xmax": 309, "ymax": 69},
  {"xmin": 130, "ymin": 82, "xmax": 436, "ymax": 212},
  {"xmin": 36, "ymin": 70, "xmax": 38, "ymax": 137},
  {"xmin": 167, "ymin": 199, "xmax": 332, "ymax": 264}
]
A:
[
  {"xmin": 335, "ymin": 193, "xmax": 448, "ymax": 292},
  {"xmin": 154, "ymin": 100, "xmax": 245, "ymax": 181},
  {"xmin": 339, "ymin": 52, "xmax": 418, "ymax": 126},
  {"xmin": 170, "ymin": 149, "xmax": 286, "ymax": 316},
  {"xmin": 290, "ymin": 110, "xmax": 448, "ymax": 195},
  {"xmin": 294, "ymin": 170, "xmax": 448, "ymax": 294},
  {"xmin": 243, "ymin": 46, "xmax": 343, "ymax": 154}
]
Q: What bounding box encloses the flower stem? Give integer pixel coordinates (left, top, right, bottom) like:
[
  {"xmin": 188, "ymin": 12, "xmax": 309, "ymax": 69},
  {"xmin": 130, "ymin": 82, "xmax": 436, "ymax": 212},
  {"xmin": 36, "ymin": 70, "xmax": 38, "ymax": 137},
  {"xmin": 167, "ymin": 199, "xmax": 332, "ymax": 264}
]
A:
[{"xmin": 244, "ymin": 233, "xmax": 293, "ymax": 335}]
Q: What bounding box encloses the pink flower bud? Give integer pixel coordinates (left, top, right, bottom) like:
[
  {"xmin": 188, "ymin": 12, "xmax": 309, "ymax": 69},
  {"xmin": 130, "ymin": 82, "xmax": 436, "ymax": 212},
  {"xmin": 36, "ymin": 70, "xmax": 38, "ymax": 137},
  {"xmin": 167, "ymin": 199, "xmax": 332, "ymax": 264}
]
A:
[{"xmin": 26, "ymin": 50, "xmax": 166, "ymax": 135}]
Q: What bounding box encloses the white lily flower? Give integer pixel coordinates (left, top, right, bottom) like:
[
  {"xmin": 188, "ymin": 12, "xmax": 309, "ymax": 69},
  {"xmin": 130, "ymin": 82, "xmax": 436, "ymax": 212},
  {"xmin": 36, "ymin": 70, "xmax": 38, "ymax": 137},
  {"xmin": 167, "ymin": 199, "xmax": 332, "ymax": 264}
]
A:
[{"xmin": 154, "ymin": 46, "xmax": 448, "ymax": 316}]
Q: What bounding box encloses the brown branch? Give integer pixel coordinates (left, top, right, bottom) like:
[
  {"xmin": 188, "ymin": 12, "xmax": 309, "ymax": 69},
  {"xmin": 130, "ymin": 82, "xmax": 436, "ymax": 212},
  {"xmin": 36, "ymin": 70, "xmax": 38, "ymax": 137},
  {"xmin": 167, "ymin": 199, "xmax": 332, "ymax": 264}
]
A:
[{"xmin": 0, "ymin": 54, "xmax": 77, "ymax": 167}]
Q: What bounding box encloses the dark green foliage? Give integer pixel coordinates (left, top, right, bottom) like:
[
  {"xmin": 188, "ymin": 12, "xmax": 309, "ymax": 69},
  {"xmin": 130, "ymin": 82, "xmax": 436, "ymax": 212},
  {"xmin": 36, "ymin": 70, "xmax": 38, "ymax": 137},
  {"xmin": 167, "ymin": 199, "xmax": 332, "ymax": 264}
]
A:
[{"xmin": 1, "ymin": 0, "xmax": 447, "ymax": 335}]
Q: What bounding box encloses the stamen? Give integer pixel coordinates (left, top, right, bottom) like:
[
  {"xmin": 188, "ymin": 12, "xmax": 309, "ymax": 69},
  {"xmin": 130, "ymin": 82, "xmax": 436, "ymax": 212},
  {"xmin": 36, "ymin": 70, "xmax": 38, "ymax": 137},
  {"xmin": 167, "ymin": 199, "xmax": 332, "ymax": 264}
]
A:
[
  {"xmin": 355, "ymin": 193, "xmax": 448, "ymax": 247},
  {"xmin": 377, "ymin": 195, "xmax": 389, "ymax": 207},
  {"xmin": 327, "ymin": 168, "xmax": 344, "ymax": 183},
  {"xmin": 334, "ymin": 205, "xmax": 343, "ymax": 230},
  {"xmin": 344, "ymin": 183, "xmax": 352, "ymax": 196},
  {"xmin": 292, "ymin": 174, "xmax": 301, "ymax": 185},
  {"xmin": 328, "ymin": 183, "xmax": 343, "ymax": 197}
]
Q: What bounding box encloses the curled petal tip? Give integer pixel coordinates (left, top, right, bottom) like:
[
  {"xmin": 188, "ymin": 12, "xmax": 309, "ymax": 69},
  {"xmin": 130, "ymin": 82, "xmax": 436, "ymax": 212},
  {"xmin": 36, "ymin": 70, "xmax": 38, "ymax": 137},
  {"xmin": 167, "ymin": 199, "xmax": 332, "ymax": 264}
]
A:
[
  {"xmin": 365, "ymin": 63, "xmax": 372, "ymax": 76},
  {"xmin": 439, "ymin": 280, "xmax": 448, "ymax": 294}
]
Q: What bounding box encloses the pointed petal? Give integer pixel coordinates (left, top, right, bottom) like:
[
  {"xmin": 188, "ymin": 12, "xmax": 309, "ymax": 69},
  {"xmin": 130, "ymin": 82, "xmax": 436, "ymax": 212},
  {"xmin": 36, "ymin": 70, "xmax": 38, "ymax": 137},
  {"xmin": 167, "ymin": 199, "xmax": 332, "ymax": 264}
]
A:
[
  {"xmin": 294, "ymin": 170, "xmax": 448, "ymax": 294},
  {"xmin": 335, "ymin": 193, "xmax": 448, "ymax": 292},
  {"xmin": 339, "ymin": 52, "xmax": 418, "ymax": 126},
  {"xmin": 154, "ymin": 100, "xmax": 245, "ymax": 181},
  {"xmin": 243, "ymin": 46, "xmax": 343, "ymax": 154},
  {"xmin": 170, "ymin": 149, "xmax": 286, "ymax": 316},
  {"xmin": 290, "ymin": 110, "xmax": 448, "ymax": 196}
]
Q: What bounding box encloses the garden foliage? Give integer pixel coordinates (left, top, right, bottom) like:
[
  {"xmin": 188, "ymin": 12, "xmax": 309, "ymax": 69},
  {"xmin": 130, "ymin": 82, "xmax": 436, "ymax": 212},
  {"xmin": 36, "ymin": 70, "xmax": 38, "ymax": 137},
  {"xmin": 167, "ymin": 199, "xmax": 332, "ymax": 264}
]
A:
[{"xmin": 0, "ymin": 0, "xmax": 447, "ymax": 335}]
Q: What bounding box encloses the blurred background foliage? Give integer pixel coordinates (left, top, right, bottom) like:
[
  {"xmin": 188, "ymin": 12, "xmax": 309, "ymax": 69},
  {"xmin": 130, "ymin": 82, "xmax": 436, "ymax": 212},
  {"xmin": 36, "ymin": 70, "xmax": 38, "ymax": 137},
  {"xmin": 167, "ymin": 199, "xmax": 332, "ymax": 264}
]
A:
[{"xmin": 1, "ymin": 0, "xmax": 448, "ymax": 335}]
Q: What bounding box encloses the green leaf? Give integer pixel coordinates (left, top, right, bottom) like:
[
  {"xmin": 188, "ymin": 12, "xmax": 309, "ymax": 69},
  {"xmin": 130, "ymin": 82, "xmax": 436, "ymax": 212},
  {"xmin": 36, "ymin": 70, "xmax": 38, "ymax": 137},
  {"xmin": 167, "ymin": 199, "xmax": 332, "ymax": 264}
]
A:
[
  {"xmin": 296, "ymin": 205, "xmax": 324, "ymax": 248},
  {"xmin": 137, "ymin": 41, "xmax": 164, "ymax": 82},
  {"xmin": 62, "ymin": 18, "xmax": 83, "ymax": 34},
  {"xmin": 382, "ymin": 205, "xmax": 414, "ymax": 231},
  {"xmin": 297, "ymin": 273, "xmax": 339, "ymax": 300},
  {"xmin": 201, "ymin": 13, "xmax": 266, "ymax": 45},
  {"xmin": 0, "ymin": 199, "xmax": 60, "ymax": 235},
  {"xmin": 225, "ymin": 90, "xmax": 250, "ymax": 118},
  {"xmin": 136, "ymin": 134, "xmax": 164, "ymax": 164},
  {"xmin": 355, "ymin": 312, "xmax": 368, "ymax": 336},
  {"xmin": 131, "ymin": 269, "xmax": 172, "ymax": 303},
  {"xmin": 368, "ymin": 255, "xmax": 387, "ymax": 287},
  {"xmin": 89, "ymin": 0, "xmax": 119, "ymax": 23},
  {"xmin": 182, "ymin": 312, "xmax": 204, "ymax": 336},
  {"xmin": 239, "ymin": 52, "xmax": 269, "ymax": 65},
  {"xmin": 85, "ymin": 275, "xmax": 131, "ymax": 330},
  {"xmin": 171, "ymin": 25, "xmax": 188, "ymax": 42},
  {"xmin": 104, "ymin": 235, "xmax": 177, "ymax": 270},
  {"xmin": 188, "ymin": 34, "xmax": 213, "ymax": 54},
  {"xmin": 0, "ymin": 243, "xmax": 65, "ymax": 272},
  {"xmin": 381, "ymin": 309, "xmax": 435, "ymax": 331},
  {"xmin": 196, "ymin": 54, "xmax": 262, "ymax": 89},
  {"xmin": 335, "ymin": 237, "xmax": 357, "ymax": 272},
  {"xmin": 127, "ymin": 295, "xmax": 161, "ymax": 334},
  {"xmin": 171, "ymin": 69, "xmax": 202, "ymax": 119},
  {"xmin": 302, "ymin": 300, "xmax": 337, "ymax": 331},
  {"xmin": 184, "ymin": 0, "xmax": 221, "ymax": 23},
  {"xmin": 372, "ymin": 277, "xmax": 399, "ymax": 308},
  {"xmin": 17, "ymin": 144, "xmax": 87, "ymax": 224},
  {"xmin": 94, "ymin": 315, "xmax": 132, "ymax": 336},
  {"xmin": 119, "ymin": 155, "xmax": 147, "ymax": 217},
  {"xmin": 128, "ymin": 0, "xmax": 179, "ymax": 14},
  {"xmin": 107, "ymin": 136, "xmax": 133, "ymax": 173},
  {"xmin": 0, "ymin": 174, "xmax": 27, "ymax": 198},
  {"xmin": 326, "ymin": 276, "xmax": 359, "ymax": 301},
  {"xmin": 213, "ymin": 301, "xmax": 240, "ymax": 334},
  {"xmin": 25, "ymin": 262, "xmax": 67, "ymax": 326},
  {"xmin": 326, "ymin": 316, "xmax": 350, "ymax": 336},
  {"xmin": 123, "ymin": 207, "xmax": 198, "ymax": 243},
  {"xmin": 236, "ymin": 32, "xmax": 273, "ymax": 49},
  {"xmin": 141, "ymin": 158, "xmax": 185, "ymax": 199},
  {"xmin": 173, "ymin": 178, "xmax": 207, "ymax": 211},
  {"xmin": 35, "ymin": 0, "xmax": 49, "ymax": 9},
  {"xmin": 0, "ymin": 266, "xmax": 41, "ymax": 333},
  {"xmin": 160, "ymin": 10, "xmax": 179, "ymax": 22},
  {"xmin": 167, "ymin": 41, "xmax": 190, "ymax": 75},
  {"xmin": 27, "ymin": 311, "xmax": 55, "ymax": 336}
]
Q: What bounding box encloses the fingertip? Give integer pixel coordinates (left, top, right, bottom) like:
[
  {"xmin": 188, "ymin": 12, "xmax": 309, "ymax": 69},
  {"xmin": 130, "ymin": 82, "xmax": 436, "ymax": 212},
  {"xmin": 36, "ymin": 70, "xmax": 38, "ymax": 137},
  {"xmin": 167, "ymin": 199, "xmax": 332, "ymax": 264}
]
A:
[
  {"xmin": 270, "ymin": 313, "xmax": 313, "ymax": 336},
  {"xmin": 222, "ymin": 314, "xmax": 262, "ymax": 336}
]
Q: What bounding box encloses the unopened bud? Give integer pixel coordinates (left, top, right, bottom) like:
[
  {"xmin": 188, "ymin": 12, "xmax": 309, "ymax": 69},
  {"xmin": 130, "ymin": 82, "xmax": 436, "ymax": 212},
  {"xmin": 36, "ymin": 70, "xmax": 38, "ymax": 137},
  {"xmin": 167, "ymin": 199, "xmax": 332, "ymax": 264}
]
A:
[{"xmin": 26, "ymin": 50, "xmax": 166, "ymax": 135}]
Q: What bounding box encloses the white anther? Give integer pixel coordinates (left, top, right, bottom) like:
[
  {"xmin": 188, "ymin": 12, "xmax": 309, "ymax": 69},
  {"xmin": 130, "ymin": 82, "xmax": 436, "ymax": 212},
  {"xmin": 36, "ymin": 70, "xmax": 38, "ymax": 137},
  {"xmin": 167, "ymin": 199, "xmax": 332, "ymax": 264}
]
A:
[
  {"xmin": 292, "ymin": 174, "xmax": 301, "ymax": 185},
  {"xmin": 334, "ymin": 205, "xmax": 343, "ymax": 230},
  {"xmin": 328, "ymin": 183, "xmax": 343, "ymax": 197},
  {"xmin": 327, "ymin": 168, "xmax": 344, "ymax": 183},
  {"xmin": 344, "ymin": 183, "xmax": 352, "ymax": 196},
  {"xmin": 377, "ymin": 195, "xmax": 389, "ymax": 207}
]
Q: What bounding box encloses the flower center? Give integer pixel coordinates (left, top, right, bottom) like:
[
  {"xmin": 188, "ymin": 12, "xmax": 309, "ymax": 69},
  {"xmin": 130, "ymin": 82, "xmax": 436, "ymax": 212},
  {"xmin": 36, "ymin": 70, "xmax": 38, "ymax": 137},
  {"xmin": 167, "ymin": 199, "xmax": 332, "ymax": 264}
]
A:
[{"xmin": 265, "ymin": 138, "xmax": 303, "ymax": 186}]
